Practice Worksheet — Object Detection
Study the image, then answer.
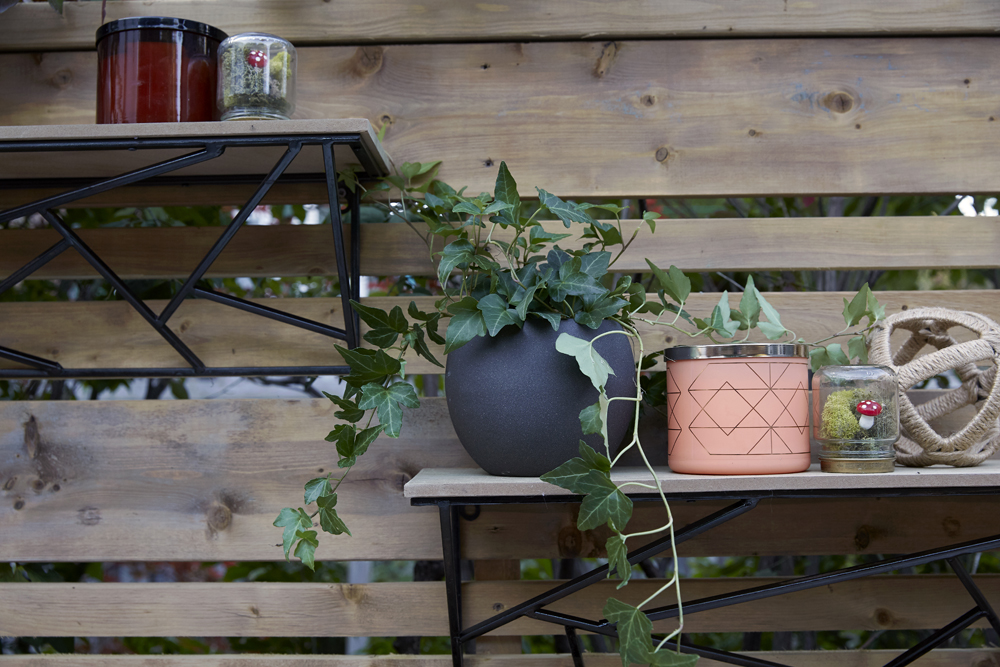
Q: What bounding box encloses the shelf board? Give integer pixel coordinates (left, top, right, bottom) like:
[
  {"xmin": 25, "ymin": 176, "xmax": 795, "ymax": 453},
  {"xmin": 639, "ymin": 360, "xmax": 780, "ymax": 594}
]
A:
[{"xmin": 0, "ymin": 118, "xmax": 391, "ymax": 195}]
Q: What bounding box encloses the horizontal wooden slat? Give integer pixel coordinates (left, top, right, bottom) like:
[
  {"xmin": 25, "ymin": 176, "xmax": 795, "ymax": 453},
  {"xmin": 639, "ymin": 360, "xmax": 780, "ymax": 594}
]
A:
[
  {"xmin": 2, "ymin": 652, "xmax": 997, "ymax": 667},
  {"xmin": 5, "ymin": 216, "xmax": 998, "ymax": 281},
  {"xmin": 3, "ymin": 1, "xmax": 1000, "ymax": 52},
  {"xmin": 3, "ymin": 39, "xmax": 1000, "ymax": 198},
  {"xmin": 0, "ymin": 291, "xmax": 996, "ymax": 375},
  {"xmin": 1, "ymin": 576, "xmax": 997, "ymax": 637},
  {"xmin": 1, "ymin": 396, "xmax": 998, "ymax": 562}
]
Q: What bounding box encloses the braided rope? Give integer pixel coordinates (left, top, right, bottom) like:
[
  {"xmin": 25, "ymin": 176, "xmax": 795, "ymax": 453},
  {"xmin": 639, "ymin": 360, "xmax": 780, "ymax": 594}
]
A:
[{"xmin": 867, "ymin": 308, "xmax": 1000, "ymax": 467}]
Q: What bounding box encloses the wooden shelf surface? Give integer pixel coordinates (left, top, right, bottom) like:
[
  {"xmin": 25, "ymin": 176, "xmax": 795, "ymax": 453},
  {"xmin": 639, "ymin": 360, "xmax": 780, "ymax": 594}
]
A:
[
  {"xmin": 0, "ymin": 118, "xmax": 391, "ymax": 183},
  {"xmin": 404, "ymin": 461, "xmax": 1000, "ymax": 499}
]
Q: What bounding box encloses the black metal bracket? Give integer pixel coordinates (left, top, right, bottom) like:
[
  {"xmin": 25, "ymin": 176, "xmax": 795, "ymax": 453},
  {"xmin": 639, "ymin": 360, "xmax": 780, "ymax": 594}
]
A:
[
  {"xmin": 416, "ymin": 486, "xmax": 1000, "ymax": 667},
  {"xmin": 0, "ymin": 133, "xmax": 376, "ymax": 379}
]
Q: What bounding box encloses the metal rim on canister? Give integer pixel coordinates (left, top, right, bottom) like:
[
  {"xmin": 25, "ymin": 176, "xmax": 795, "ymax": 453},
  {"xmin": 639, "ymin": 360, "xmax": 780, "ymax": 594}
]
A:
[
  {"xmin": 664, "ymin": 343, "xmax": 809, "ymax": 361},
  {"xmin": 97, "ymin": 17, "xmax": 228, "ymax": 44}
]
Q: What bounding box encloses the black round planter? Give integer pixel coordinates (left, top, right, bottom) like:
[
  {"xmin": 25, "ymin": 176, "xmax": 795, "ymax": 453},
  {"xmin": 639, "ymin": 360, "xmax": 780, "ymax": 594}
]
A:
[{"xmin": 444, "ymin": 318, "xmax": 636, "ymax": 476}]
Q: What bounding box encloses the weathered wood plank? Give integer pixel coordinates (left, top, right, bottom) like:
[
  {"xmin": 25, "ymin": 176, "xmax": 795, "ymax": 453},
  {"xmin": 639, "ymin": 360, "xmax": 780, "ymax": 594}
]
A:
[
  {"xmin": 1, "ymin": 397, "xmax": 998, "ymax": 563},
  {"xmin": 5, "ymin": 216, "xmax": 998, "ymax": 281},
  {"xmin": 1, "ymin": 576, "xmax": 997, "ymax": 637},
  {"xmin": 1, "ymin": 651, "xmax": 997, "ymax": 667},
  {"xmin": 3, "ymin": 39, "xmax": 999, "ymax": 198},
  {"xmin": 3, "ymin": 0, "xmax": 1000, "ymax": 52},
  {"xmin": 0, "ymin": 291, "xmax": 996, "ymax": 375}
]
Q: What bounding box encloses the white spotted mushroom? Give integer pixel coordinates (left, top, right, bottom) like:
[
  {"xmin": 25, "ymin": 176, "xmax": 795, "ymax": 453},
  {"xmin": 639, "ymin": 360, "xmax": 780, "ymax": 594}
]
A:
[{"xmin": 856, "ymin": 400, "xmax": 883, "ymax": 430}]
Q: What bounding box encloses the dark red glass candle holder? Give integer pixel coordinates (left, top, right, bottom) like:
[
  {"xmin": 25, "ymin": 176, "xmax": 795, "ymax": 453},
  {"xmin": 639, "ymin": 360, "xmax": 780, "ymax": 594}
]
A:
[{"xmin": 96, "ymin": 17, "xmax": 227, "ymax": 124}]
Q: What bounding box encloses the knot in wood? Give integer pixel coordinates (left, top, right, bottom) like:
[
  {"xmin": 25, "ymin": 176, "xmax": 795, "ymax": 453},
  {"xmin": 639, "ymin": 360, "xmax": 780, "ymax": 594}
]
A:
[
  {"xmin": 824, "ymin": 92, "xmax": 854, "ymax": 114},
  {"xmin": 208, "ymin": 503, "xmax": 232, "ymax": 532},
  {"xmin": 874, "ymin": 607, "xmax": 896, "ymax": 628},
  {"xmin": 655, "ymin": 147, "xmax": 669, "ymax": 162}
]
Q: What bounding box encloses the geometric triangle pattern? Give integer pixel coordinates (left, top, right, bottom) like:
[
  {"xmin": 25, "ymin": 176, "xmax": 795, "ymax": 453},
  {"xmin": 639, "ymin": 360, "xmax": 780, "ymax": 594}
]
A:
[{"xmin": 667, "ymin": 359, "xmax": 810, "ymax": 458}]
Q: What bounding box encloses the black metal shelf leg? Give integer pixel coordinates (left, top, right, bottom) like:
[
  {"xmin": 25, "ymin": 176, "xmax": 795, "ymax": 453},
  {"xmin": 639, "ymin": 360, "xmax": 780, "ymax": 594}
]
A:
[
  {"xmin": 439, "ymin": 502, "xmax": 465, "ymax": 667},
  {"xmin": 323, "ymin": 141, "xmax": 358, "ymax": 349},
  {"xmin": 948, "ymin": 556, "xmax": 1000, "ymax": 635}
]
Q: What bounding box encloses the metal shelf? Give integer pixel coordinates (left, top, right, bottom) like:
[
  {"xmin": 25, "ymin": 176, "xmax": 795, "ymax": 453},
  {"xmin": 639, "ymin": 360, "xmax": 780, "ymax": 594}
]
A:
[{"xmin": 0, "ymin": 120, "xmax": 391, "ymax": 379}]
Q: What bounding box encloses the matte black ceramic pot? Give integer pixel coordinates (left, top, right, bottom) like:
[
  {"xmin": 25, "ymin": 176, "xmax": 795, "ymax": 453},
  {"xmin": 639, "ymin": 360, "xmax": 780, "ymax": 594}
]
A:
[{"xmin": 445, "ymin": 318, "xmax": 636, "ymax": 476}]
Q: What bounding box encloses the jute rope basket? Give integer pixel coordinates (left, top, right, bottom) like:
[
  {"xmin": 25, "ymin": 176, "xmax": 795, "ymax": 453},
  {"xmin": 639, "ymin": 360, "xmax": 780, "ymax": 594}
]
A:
[{"xmin": 867, "ymin": 307, "xmax": 1000, "ymax": 467}]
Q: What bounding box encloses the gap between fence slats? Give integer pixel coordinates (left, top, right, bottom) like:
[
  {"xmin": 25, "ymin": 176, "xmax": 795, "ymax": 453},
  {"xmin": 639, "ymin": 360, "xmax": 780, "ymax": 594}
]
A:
[
  {"xmin": 0, "ymin": 576, "xmax": 997, "ymax": 637},
  {"xmin": 1, "ymin": 396, "xmax": 997, "ymax": 562},
  {"xmin": 3, "ymin": 39, "xmax": 999, "ymax": 198},
  {"xmin": 4, "ymin": 217, "xmax": 998, "ymax": 281}
]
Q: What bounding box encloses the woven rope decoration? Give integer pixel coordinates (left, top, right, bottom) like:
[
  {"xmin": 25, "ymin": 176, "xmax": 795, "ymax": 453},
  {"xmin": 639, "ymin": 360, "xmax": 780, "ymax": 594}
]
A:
[{"xmin": 867, "ymin": 307, "xmax": 1000, "ymax": 467}]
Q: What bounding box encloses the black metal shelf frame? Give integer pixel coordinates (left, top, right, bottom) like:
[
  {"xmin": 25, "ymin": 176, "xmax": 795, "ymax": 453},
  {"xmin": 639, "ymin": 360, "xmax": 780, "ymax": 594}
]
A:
[
  {"xmin": 412, "ymin": 486, "xmax": 1000, "ymax": 667},
  {"xmin": 0, "ymin": 133, "xmax": 376, "ymax": 378}
]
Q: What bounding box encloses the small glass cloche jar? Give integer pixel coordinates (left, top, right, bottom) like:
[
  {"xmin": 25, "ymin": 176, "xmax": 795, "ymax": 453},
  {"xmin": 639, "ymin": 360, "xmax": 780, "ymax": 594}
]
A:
[
  {"xmin": 812, "ymin": 365, "xmax": 900, "ymax": 473},
  {"xmin": 218, "ymin": 32, "xmax": 296, "ymax": 121}
]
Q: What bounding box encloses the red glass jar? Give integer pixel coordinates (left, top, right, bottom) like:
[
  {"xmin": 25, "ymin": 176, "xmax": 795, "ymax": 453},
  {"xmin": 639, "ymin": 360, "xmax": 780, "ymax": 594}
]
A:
[{"xmin": 96, "ymin": 17, "xmax": 227, "ymax": 124}]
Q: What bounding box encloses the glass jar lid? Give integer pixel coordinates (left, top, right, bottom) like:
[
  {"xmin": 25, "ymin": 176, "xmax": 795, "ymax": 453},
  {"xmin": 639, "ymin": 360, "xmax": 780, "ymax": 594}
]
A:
[
  {"xmin": 96, "ymin": 17, "xmax": 228, "ymax": 43},
  {"xmin": 664, "ymin": 343, "xmax": 809, "ymax": 361}
]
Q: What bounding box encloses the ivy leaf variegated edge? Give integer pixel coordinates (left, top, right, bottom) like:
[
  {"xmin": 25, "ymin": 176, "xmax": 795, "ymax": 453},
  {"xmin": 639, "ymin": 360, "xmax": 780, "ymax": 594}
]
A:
[{"xmin": 276, "ymin": 159, "xmax": 887, "ymax": 666}]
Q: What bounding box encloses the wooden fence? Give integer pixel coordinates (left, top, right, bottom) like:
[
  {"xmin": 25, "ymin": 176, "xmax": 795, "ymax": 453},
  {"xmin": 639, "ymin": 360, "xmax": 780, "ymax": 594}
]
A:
[{"xmin": 1, "ymin": 2, "xmax": 999, "ymax": 665}]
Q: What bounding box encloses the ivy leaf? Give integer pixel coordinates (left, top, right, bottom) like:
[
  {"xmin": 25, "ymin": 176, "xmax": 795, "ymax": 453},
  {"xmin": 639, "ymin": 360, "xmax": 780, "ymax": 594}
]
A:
[
  {"xmin": 482, "ymin": 200, "xmax": 513, "ymax": 217},
  {"xmin": 575, "ymin": 294, "xmax": 629, "ymax": 330},
  {"xmin": 477, "ymin": 293, "xmax": 522, "ymax": 336},
  {"xmin": 866, "ymin": 285, "xmax": 886, "ymax": 323},
  {"xmin": 436, "ymin": 239, "xmax": 477, "ymax": 283},
  {"xmin": 809, "ymin": 347, "xmax": 831, "ymax": 372},
  {"xmin": 316, "ymin": 494, "xmax": 351, "ymax": 536},
  {"xmin": 293, "ymin": 529, "xmax": 319, "ymax": 570},
  {"xmin": 604, "ymin": 598, "xmax": 654, "ymax": 667},
  {"xmin": 351, "ymin": 300, "xmax": 408, "ymax": 334},
  {"xmin": 358, "ymin": 382, "xmax": 419, "ymax": 438},
  {"xmin": 530, "ymin": 311, "xmax": 563, "ymax": 330},
  {"xmin": 493, "ymin": 161, "xmax": 521, "ymax": 227},
  {"xmin": 606, "ymin": 535, "xmax": 632, "ymax": 588},
  {"xmin": 452, "ymin": 201, "xmax": 483, "ymax": 216},
  {"xmin": 842, "ymin": 286, "xmax": 870, "ymax": 327},
  {"xmin": 643, "ymin": 210, "xmax": 661, "ymax": 233},
  {"xmin": 47, "ymin": 0, "xmax": 64, "ymax": 13},
  {"xmin": 825, "ymin": 342, "xmax": 852, "ymax": 366},
  {"xmin": 444, "ymin": 296, "xmax": 488, "ymax": 352},
  {"xmin": 274, "ymin": 507, "xmax": 313, "ymax": 561},
  {"xmin": 529, "ymin": 226, "xmax": 572, "ymax": 245},
  {"xmin": 540, "ymin": 441, "xmax": 611, "ymax": 493},
  {"xmin": 550, "ymin": 260, "xmax": 607, "ymax": 302},
  {"xmin": 646, "ymin": 260, "xmax": 691, "ymax": 305},
  {"xmin": 322, "ymin": 391, "xmax": 365, "ymax": 423},
  {"xmin": 579, "ymin": 251, "xmax": 612, "ymax": 279},
  {"xmin": 754, "ymin": 288, "xmax": 787, "ymax": 339},
  {"xmin": 304, "ymin": 477, "xmax": 332, "ymax": 505},
  {"xmin": 405, "ymin": 325, "xmax": 444, "ymax": 368},
  {"xmin": 556, "ymin": 333, "xmax": 615, "ymax": 391},
  {"xmin": 336, "ymin": 346, "xmax": 402, "ymax": 387},
  {"xmin": 579, "ymin": 402, "xmax": 603, "ymax": 435},
  {"xmin": 363, "ymin": 327, "xmax": 400, "ymax": 348},
  {"xmin": 848, "ymin": 335, "xmax": 869, "ymax": 364},
  {"xmin": 739, "ymin": 277, "xmax": 761, "ymax": 329},
  {"xmin": 537, "ymin": 188, "xmax": 597, "ymax": 228},
  {"xmin": 709, "ymin": 292, "xmax": 740, "ymax": 338},
  {"xmin": 577, "ymin": 470, "xmax": 632, "ymax": 532}
]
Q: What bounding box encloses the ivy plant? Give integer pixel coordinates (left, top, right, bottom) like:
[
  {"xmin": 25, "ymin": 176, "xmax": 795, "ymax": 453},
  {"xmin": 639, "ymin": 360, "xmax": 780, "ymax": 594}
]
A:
[{"xmin": 276, "ymin": 161, "xmax": 884, "ymax": 666}]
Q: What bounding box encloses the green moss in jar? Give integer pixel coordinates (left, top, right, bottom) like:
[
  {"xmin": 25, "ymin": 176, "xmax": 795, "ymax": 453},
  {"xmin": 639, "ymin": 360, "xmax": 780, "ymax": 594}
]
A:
[
  {"xmin": 819, "ymin": 388, "xmax": 895, "ymax": 450},
  {"xmin": 219, "ymin": 34, "xmax": 296, "ymax": 121}
]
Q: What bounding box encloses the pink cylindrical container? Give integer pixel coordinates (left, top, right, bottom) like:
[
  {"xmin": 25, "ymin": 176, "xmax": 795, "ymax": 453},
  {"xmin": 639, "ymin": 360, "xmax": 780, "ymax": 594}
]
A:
[{"xmin": 665, "ymin": 344, "xmax": 811, "ymax": 475}]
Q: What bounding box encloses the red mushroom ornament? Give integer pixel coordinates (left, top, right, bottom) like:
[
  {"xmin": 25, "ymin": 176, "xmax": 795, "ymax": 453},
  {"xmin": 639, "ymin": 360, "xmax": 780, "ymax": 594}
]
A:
[
  {"xmin": 246, "ymin": 49, "xmax": 268, "ymax": 68},
  {"xmin": 856, "ymin": 400, "xmax": 883, "ymax": 430}
]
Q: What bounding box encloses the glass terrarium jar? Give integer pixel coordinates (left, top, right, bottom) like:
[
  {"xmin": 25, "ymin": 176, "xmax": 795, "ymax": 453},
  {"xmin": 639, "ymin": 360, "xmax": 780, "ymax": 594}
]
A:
[
  {"xmin": 96, "ymin": 17, "xmax": 227, "ymax": 123},
  {"xmin": 812, "ymin": 365, "xmax": 900, "ymax": 473},
  {"xmin": 218, "ymin": 33, "xmax": 296, "ymax": 121}
]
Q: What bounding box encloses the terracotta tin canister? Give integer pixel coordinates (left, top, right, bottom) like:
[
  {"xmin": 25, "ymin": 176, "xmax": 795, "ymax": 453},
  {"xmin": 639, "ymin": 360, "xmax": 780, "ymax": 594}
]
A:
[{"xmin": 665, "ymin": 343, "xmax": 811, "ymax": 475}]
